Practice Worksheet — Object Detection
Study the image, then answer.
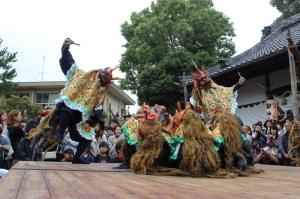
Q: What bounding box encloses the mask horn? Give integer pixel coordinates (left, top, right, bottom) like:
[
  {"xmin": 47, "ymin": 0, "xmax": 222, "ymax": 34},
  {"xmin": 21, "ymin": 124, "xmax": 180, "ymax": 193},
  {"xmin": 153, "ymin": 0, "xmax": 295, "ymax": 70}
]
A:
[{"xmin": 192, "ymin": 60, "xmax": 200, "ymax": 71}]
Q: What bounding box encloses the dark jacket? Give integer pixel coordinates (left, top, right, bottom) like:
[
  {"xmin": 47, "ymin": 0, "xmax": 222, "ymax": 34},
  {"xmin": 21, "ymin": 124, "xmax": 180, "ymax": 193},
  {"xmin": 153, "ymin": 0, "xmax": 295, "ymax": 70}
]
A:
[
  {"xmin": 8, "ymin": 126, "xmax": 25, "ymax": 158},
  {"xmin": 17, "ymin": 137, "xmax": 33, "ymax": 161},
  {"xmin": 278, "ymin": 132, "xmax": 290, "ymax": 158}
]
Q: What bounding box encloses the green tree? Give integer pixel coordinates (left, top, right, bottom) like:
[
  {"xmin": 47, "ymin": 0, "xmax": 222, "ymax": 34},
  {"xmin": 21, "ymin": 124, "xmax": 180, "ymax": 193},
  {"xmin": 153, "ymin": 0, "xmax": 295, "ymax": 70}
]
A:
[
  {"xmin": 0, "ymin": 39, "xmax": 17, "ymax": 95},
  {"xmin": 0, "ymin": 96, "xmax": 42, "ymax": 119},
  {"xmin": 271, "ymin": 0, "xmax": 300, "ymax": 21},
  {"xmin": 120, "ymin": 0, "xmax": 235, "ymax": 108}
]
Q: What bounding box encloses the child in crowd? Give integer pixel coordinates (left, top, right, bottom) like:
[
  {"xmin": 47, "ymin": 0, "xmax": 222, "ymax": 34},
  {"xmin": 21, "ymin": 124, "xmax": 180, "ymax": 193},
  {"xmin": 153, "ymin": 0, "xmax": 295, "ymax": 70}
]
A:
[
  {"xmin": 61, "ymin": 148, "xmax": 74, "ymax": 162},
  {"xmin": 96, "ymin": 142, "xmax": 110, "ymax": 163},
  {"xmin": 110, "ymin": 139, "xmax": 124, "ymax": 163}
]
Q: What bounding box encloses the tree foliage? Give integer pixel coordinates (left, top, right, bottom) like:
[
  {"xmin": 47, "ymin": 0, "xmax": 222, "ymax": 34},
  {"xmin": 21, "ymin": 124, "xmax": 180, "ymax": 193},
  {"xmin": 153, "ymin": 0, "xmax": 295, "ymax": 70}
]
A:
[
  {"xmin": 0, "ymin": 96, "xmax": 42, "ymax": 119},
  {"xmin": 0, "ymin": 39, "xmax": 17, "ymax": 95},
  {"xmin": 120, "ymin": 0, "xmax": 235, "ymax": 108},
  {"xmin": 271, "ymin": 0, "xmax": 300, "ymax": 21}
]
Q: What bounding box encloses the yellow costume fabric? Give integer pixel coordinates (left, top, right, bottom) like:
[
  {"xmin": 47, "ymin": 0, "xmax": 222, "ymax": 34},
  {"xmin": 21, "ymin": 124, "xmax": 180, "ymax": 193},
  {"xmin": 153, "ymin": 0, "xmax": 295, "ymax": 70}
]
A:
[{"xmin": 56, "ymin": 64, "xmax": 106, "ymax": 140}]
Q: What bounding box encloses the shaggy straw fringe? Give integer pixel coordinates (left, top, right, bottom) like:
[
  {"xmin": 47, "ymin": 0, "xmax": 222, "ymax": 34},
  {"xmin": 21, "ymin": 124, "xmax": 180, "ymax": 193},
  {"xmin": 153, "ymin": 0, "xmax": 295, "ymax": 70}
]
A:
[
  {"xmin": 289, "ymin": 121, "xmax": 300, "ymax": 167},
  {"xmin": 180, "ymin": 110, "xmax": 220, "ymax": 174},
  {"xmin": 216, "ymin": 110, "xmax": 244, "ymax": 168},
  {"xmin": 31, "ymin": 110, "xmax": 59, "ymax": 160},
  {"xmin": 130, "ymin": 120, "xmax": 165, "ymax": 174},
  {"xmin": 129, "ymin": 110, "xmax": 263, "ymax": 178}
]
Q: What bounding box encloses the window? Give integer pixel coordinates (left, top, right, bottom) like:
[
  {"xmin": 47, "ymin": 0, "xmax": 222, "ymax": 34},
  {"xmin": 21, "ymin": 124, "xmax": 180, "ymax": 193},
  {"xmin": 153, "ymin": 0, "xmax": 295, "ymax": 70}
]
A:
[
  {"xmin": 36, "ymin": 93, "xmax": 49, "ymax": 104},
  {"xmin": 49, "ymin": 93, "xmax": 59, "ymax": 104}
]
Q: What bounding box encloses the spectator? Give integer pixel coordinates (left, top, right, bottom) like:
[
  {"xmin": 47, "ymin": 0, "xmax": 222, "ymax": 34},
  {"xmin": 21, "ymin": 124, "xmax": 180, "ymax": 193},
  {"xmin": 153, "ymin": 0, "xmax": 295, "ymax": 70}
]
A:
[
  {"xmin": 0, "ymin": 111, "xmax": 8, "ymax": 136},
  {"xmin": 109, "ymin": 119, "xmax": 118, "ymax": 132},
  {"xmin": 95, "ymin": 142, "xmax": 110, "ymax": 163},
  {"xmin": 7, "ymin": 109, "xmax": 25, "ymax": 159},
  {"xmin": 0, "ymin": 124, "xmax": 12, "ymax": 169},
  {"xmin": 110, "ymin": 139, "xmax": 124, "ymax": 163},
  {"xmin": 267, "ymin": 126, "xmax": 279, "ymax": 147},
  {"xmin": 61, "ymin": 148, "xmax": 74, "ymax": 162},
  {"xmin": 285, "ymin": 110, "xmax": 294, "ymax": 122},
  {"xmin": 17, "ymin": 127, "xmax": 37, "ymax": 161},
  {"xmin": 108, "ymin": 126, "xmax": 123, "ymax": 159},
  {"xmin": 242, "ymin": 125, "xmax": 252, "ymax": 145},
  {"xmin": 20, "ymin": 119, "xmax": 28, "ymax": 132},
  {"xmin": 254, "ymin": 137, "xmax": 279, "ymax": 165},
  {"xmin": 264, "ymin": 120, "xmax": 273, "ymax": 135},
  {"xmin": 89, "ymin": 120, "xmax": 106, "ymax": 162},
  {"xmin": 62, "ymin": 132, "xmax": 79, "ymax": 154},
  {"xmin": 98, "ymin": 121, "xmax": 108, "ymax": 143},
  {"xmin": 276, "ymin": 122, "xmax": 285, "ymax": 136},
  {"xmin": 278, "ymin": 121, "xmax": 292, "ymax": 166},
  {"xmin": 251, "ymin": 123, "xmax": 267, "ymax": 158}
]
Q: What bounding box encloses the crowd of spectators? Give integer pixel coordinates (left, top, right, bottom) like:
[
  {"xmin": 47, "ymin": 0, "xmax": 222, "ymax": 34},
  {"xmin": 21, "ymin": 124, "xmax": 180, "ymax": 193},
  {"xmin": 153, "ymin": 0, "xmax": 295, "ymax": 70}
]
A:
[
  {"xmin": 0, "ymin": 107, "xmax": 125, "ymax": 171},
  {"xmin": 241, "ymin": 110, "xmax": 295, "ymax": 166},
  {"xmin": 0, "ymin": 106, "xmax": 298, "ymax": 173}
]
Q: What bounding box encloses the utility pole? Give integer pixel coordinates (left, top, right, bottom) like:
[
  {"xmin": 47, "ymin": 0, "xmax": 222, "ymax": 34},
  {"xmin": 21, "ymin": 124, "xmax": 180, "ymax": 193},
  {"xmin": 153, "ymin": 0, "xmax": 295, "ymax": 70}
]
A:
[
  {"xmin": 287, "ymin": 29, "xmax": 300, "ymax": 120},
  {"xmin": 40, "ymin": 56, "xmax": 45, "ymax": 81}
]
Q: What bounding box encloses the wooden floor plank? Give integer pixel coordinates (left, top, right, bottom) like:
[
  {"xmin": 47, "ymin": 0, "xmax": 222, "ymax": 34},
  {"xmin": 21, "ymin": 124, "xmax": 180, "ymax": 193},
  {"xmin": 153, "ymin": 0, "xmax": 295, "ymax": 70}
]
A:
[
  {"xmin": 0, "ymin": 170, "xmax": 25, "ymax": 199},
  {"xmin": 255, "ymin": 164, "xmax": 300, "ymax": 172},
  {"xmin": 12, "ymin": 161, "xmax": 129, "ymax": 172},
  {"xmin": 42, "ymin": 170, "xmax": 83, "ymax": 199},
  {"xmin": 16, "ymin": 170, "xmax": 51, "ymax": 199},
  {"xmin": 1, "ymin": 162, "xmax": 300, "ymax": 199}
]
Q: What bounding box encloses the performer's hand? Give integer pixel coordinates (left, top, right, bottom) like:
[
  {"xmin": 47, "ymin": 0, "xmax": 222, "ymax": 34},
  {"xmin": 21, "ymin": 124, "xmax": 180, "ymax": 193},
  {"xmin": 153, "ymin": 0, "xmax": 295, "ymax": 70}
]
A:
[
  {"xmin": 98, "ymin": 67, "xmax": 120, "ymax": 86},
  {"xmin": 238, "ymin": 72, "xmax": 246, "ymax": 85},
  {"xmin": 105, "ymin": 67, "xmax": 121, "ymax": 81}
]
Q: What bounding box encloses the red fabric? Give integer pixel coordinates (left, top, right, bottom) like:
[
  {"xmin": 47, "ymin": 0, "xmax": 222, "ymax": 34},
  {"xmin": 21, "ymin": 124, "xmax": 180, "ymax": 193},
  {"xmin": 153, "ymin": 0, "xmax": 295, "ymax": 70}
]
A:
[{"xmin": 147, "ymin": 113, "xmax": 157, "ymax": 120}]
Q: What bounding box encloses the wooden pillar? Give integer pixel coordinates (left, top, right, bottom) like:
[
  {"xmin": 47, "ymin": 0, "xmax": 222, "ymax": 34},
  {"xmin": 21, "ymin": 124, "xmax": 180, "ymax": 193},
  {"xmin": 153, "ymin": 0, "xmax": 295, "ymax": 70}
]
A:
[{"xmin": 288, "ymin": 49, "xmax": 300, "ymax": 120}]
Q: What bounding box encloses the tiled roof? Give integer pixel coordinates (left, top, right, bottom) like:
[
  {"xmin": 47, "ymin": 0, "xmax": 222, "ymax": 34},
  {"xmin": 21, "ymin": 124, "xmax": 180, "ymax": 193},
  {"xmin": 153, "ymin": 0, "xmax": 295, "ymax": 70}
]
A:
[{"xmin": 209, "ymin": 12, "xmax": 300, "ymax": 77}]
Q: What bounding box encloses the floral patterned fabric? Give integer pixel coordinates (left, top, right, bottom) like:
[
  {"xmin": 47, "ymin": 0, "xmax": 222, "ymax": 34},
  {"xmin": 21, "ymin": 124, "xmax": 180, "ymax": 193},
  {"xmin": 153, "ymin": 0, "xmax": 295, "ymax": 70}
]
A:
[
  {"xmin": 121, "ymin": 117, "xmax": 140, "ymax": 146},
  {"xmin": 190, "ymin": 81, "xmax": 238, "ymax": 120},
  {"xmin": 56, "ymin": 64, "xmax": 106, "ymax": 140}
]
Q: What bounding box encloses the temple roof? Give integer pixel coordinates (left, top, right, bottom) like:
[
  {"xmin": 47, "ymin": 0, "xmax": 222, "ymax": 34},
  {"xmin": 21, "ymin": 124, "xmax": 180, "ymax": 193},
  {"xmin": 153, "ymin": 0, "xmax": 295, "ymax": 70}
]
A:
[{"xmin": 209, "ymin": 12, "xmax": 300, "ymax": 78}]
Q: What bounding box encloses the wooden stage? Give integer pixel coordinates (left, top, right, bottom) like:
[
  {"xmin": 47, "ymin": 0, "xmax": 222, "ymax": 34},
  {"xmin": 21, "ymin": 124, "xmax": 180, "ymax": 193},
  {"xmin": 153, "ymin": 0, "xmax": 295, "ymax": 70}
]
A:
[{"xmin": 0, "ymin": 162, "xmax": 299, "ymax": 199}]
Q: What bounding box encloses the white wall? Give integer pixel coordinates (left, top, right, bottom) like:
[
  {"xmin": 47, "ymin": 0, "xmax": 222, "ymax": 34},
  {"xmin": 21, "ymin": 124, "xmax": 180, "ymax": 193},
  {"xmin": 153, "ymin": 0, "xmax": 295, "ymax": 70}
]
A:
[
  {"xmin": 104, "ymin": 93, "xmax": 126, "ymax": 119},
  {"xmin": 269, "ymin": 68, "xmax": 290, "ymax": 90},
  {"xmin": 236, "ymin": 68, "xmax": 291, "ymax": 126},
  {"xmin": 237, "ymin": 75, "xmax": 266, "ymax": 106}
]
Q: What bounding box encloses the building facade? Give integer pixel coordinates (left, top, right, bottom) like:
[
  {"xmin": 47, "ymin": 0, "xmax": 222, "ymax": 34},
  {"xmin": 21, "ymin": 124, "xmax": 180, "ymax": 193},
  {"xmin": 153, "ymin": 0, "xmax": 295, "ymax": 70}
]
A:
[
  {"xmin": 12, "ymin": 81, "xmax": 135, "ymax": 122},
  {"xmin": 183, "ymin": 13, "xmax": 300, "ymax": 125}
]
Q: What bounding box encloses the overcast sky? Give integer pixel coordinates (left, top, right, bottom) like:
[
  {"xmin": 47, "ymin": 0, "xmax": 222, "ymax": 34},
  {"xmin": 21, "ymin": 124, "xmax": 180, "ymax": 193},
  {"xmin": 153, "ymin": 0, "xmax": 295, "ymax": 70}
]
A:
[{"xmin": 1, "ymin": 0, "xmax": 280, "ymax": 112}]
